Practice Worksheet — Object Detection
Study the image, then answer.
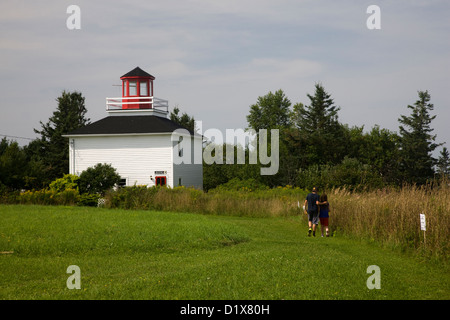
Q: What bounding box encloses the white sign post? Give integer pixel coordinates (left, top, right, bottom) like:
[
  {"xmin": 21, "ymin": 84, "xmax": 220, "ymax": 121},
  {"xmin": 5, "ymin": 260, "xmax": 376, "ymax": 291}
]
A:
[{"xmin": 420, "ymin": 213, "xmax": 426, "ymax": 245}]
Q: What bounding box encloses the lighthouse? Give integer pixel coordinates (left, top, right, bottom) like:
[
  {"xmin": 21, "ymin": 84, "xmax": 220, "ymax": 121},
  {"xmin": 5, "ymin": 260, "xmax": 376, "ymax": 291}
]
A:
[
  {"xmin": 64, "ymin": 67, "xmax": 203, "ymax": 189},
  {"xmin": 120, "ymin": 66, "xmax": 155, "ymax": 109},
  {"xmin": 105, "ymin": 66, "xmax": 169, "ymax": 118}
]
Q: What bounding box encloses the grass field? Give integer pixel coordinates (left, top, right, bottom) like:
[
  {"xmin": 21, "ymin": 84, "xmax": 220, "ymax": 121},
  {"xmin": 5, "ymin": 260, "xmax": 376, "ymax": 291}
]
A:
[{"xmin": 0, "ymin": 204, "xmax": 449, "ymax": 300}]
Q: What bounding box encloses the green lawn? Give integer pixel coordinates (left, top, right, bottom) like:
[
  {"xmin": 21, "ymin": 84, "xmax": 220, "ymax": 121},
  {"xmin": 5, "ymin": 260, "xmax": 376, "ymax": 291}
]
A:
[{"xmin": 0, "ymin": 205, "xmax": 448, "ymax": 300}]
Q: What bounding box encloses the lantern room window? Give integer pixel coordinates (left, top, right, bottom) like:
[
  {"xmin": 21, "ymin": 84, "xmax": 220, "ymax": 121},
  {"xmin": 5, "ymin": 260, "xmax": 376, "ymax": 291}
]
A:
[
  {"xmin": 140, "ymin": 82, "xmax": 148, "ymax": 96},
  {"xmin": 129, "ymin": 81, "xmax": 137, "ymax": 96}
]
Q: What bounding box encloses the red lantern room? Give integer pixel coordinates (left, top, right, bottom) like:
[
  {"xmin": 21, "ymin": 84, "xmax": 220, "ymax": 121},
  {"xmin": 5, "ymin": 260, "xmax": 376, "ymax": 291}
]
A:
[{"xmin": 120, "ymin": 66, "xmax": 155, "ymax": 109}]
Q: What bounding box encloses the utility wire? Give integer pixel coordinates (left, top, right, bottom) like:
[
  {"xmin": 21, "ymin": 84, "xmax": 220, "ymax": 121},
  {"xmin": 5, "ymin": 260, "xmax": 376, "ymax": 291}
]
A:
[{"xmin": 0, "ymin": 134, "xmax": 34, "ymax": 141}]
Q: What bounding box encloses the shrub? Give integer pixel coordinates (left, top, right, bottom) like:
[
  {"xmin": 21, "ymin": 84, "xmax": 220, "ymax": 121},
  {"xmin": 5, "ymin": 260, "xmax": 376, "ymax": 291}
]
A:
[
  {"xmin": 78, "ymin": 193, "xmax": 101, "ymax": 207},
  {"xmin": 18, "ymin": 188, "xmax": 79, "ymax": 206},
  {"xmin": 0, "ymin": 188, "xmax": 19, "ymax": 204},
  {"xmin": 78, "ymin": 163, "xmax": 121, "ymax": 195},
  {"xmin": 210, "ymin": 178, "xmax": 269, "ymax": 192},
  {"xmin": 58, "ymin": 189, "xmax": 80, "ymax": 205},
  {"xmin": 104, "ymin": 185, "xmax": 159, "ymax": 210},
  {"xmin": 297, "ymin": 157, "xmax": 384, "ymax": 191},
  {"xmin": 49, "ymin": 174, "xmax": 79, "ymax": 193}
]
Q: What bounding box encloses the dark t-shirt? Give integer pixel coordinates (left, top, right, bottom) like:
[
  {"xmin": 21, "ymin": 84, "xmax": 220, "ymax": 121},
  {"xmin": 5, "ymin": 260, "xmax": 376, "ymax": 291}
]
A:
[
  {"xmin": 319, "ymin": 205, "xmax": 329, "ymax": 218},
  {"xmin": 306, "ymin": 193, "xmax": 320, "ymax": 213}
]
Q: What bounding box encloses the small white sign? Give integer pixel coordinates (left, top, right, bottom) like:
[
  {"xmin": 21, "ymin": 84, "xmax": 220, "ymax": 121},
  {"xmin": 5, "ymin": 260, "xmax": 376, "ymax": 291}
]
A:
[{"xmin": 420, "ymin": 213, "xmax": 426, "ymax": 231}]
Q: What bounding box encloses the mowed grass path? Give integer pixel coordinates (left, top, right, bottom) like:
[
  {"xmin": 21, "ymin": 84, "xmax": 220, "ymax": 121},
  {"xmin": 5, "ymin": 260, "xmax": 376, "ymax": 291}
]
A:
[{"xmin": 0, "ymin": 205, "xmax": 448, "ymax": 300}]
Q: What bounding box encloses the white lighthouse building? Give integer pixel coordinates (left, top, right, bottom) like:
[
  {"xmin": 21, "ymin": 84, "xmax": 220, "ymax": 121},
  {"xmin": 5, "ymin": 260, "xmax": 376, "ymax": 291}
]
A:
[{"xmin": 64, "ymin": 67, "xmax": 203, "ymax": 189}]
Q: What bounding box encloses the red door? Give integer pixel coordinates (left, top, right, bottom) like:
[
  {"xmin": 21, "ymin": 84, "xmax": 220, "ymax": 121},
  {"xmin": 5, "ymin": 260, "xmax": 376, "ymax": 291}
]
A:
[{"xmin": 155, "ymin": 176, "xmax": 167, "ymax": 186}]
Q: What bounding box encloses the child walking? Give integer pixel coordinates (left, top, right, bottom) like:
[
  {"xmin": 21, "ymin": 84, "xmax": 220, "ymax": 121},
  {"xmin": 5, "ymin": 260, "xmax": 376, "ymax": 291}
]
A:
[
  {"xmin": 319, "ymin": 194, "xmax": 331, "ymax": 237},
  {"xmin": 304, "ymin": 187, "xmax": 320, "ymax": 237}
]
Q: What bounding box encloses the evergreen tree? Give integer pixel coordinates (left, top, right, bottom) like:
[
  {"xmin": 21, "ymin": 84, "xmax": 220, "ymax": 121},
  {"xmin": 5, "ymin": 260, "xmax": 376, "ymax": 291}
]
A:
[
  {"xmin": 34, "ymin": 91, "xmax": 90, "ymax": 181},
  {"xmin": 23, "ymin": 139, "xmax": 49, "ymax": 189},
  {"xmin": 0, "ymin": 138, "xmax": 28, "ymax": 190},
  {"xmin": 398, "ymin": 90, "xmax": 441, "ymax": 184},
  {"xmin": 170, "ymin": 106, "xmax": 196, "ymax": 132},
  {"xmin": 291, "ymin": 83, "xmax": 346, "ymax": 166},
  {"xmin": 436, "ymin": 147, "xmax": 450, "ymax": 179}
]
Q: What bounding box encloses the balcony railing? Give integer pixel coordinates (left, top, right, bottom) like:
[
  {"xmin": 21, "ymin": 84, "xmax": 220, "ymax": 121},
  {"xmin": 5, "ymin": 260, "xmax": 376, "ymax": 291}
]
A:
[{"xmin": 106, "ymin": 96, "xmax": 169, "ymax": 112}]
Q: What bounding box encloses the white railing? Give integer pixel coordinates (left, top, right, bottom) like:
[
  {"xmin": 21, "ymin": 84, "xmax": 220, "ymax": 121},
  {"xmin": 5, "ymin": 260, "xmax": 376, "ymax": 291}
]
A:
[{"xmin": 106, "ymin": 96, "xmax": 169, "ymax": 112}]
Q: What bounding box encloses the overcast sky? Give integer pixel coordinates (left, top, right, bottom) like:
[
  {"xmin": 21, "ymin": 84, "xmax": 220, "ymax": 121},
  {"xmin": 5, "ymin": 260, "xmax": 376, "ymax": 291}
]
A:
[{"xmin": 1, "ymin": 0, "xmax": 449, "ymax": 155}]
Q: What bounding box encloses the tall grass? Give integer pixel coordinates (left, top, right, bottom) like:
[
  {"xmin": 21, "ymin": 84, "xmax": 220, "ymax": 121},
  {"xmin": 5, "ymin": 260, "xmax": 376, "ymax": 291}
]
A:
[
  {"xmin": 329, "ymin": 182, "xmax": 449, "ymax": 260},
  {"xmin": 104, "ymin": 185, "xmax": 307, "ymax": 217}
]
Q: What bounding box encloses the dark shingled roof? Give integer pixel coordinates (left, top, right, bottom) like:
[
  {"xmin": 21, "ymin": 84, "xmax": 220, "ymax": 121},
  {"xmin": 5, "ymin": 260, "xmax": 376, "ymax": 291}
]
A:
[
  {"xmin": 120, "ymin": 67, "xmax": 155, "ymax": 79},
  {"xmin": 66, "ymin": 116, "xmax": 194, "ymax": 136}
]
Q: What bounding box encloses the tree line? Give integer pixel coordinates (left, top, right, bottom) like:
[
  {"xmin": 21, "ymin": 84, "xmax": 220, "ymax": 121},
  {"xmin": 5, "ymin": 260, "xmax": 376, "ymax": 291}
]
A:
[
  {"xmin": 1, "ymin": 91, "xmax": 89, "ymax": 192},
  {"xmin": 204, "ymin": 84, "xmax": 449, "ymax": 190},
  {"xmin": 1, "ymin": 86, "xmax": 449, "ymax": 193}
]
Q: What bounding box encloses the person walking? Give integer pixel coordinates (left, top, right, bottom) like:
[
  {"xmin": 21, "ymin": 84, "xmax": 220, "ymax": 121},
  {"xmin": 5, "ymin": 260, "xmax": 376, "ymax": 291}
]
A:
[
  {"xmin": 319, "ymin": 193, "xmax": 330, "ymax": 237},
  {"xmin": 304, "ymin": 187, "xmax": 320, "ymax": 237}
]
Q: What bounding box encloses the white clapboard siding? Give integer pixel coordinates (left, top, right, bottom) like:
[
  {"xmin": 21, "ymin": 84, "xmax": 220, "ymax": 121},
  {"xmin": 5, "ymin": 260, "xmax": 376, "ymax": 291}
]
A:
[
  {"xmin": 69, "ymin": 133, "xmax": 203, "ymax": 189},
  {"xmin": 70, "ymin": 134, "xmax": 173, "ymax": 187}
]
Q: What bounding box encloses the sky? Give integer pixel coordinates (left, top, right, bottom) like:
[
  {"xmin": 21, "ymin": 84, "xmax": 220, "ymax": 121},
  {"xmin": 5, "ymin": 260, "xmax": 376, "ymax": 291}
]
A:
[{"xmin": 0, "ymin": 0, "xmax": 449, "ymax": 156}]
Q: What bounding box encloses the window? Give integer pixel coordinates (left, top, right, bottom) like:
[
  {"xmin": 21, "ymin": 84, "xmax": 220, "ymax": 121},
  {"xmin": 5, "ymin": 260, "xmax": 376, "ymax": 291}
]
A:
[
  {"xmin": 155, "ymin": 176, "xmax": 167, "ymax": 187},
  {"xmin": 122, "ymin": 80, "xmax": 126, "ymax": 96},
  {"xmin": 129, "ymin": 81, "xmax": 137, "ymax": 96},
  {"xmin": 118, "ymin": 178, "xmax": 127, "ymax": 187},
  {"xmin": 140, "ymin": 81, "xmax": 148, "ymax": 96}
]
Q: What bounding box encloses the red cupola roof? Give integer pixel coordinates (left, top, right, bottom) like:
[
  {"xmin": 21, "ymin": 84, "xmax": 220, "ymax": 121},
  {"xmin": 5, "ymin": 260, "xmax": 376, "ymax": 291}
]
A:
[{"xmin": 120, "ymin": 66, "xmax": 155, "ymax": 80}]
